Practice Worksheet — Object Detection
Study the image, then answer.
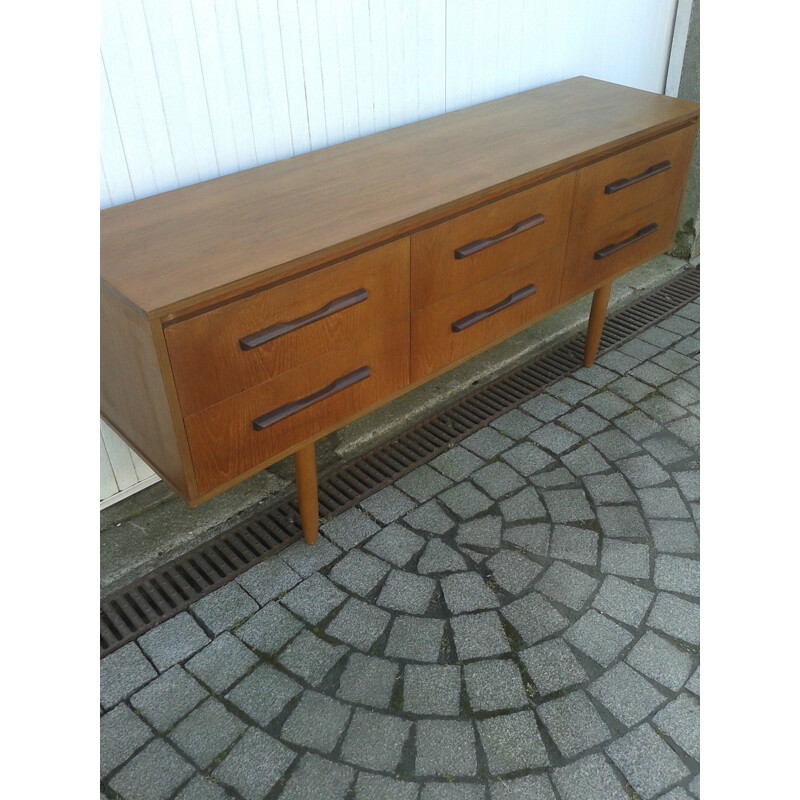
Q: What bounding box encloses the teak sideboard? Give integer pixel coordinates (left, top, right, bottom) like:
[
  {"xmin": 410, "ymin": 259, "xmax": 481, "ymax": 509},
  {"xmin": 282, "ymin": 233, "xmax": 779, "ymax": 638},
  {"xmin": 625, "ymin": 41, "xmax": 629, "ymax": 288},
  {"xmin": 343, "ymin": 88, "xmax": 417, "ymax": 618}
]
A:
[{"xmin": 101, "ymin": 76, "xmax": 699, "ymax": 545}]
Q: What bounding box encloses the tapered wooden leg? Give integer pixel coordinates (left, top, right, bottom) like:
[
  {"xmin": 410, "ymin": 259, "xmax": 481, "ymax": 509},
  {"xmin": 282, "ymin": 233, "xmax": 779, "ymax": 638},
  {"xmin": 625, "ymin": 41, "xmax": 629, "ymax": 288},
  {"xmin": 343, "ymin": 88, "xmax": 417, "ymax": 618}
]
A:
[
  {"xmin": 294, "ymin": 442, "xmax": 318, "ymax": 545},
  {"xmin": 584, "ymin": 281, "xmax": 613, "ymax": 367}
]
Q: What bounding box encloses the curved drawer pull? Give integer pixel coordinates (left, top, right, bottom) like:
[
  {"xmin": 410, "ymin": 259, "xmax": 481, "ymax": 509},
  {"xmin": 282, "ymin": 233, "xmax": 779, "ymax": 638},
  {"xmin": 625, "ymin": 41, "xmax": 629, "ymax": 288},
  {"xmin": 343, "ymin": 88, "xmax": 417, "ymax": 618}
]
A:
[
  {"xmin": 252, "ymin": 366, "xmax": 371, "ymax": 431},
  {"xmin": 454, "ymin": 213, "xmax": 545, "ymax": 259},
  {"xmin": 594, "ymin": 222, "xmax": 659, "ymax": 260},
  {"xmin": 604, "ymin": 160, "xmax": 671, "ymax": 194},
  {"xmin": 451, "ymin": 284, "xmax": 537, "ymax": 332},
  {"xmin": 239, "ymin": 288, "xmax": 368, "ymax": 351}
]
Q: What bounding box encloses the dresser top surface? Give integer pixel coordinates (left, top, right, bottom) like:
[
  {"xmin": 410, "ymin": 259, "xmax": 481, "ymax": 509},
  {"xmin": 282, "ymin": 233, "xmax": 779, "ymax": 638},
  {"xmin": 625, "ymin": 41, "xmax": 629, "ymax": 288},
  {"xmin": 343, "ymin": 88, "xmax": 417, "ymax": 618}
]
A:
[{"xmin": 100, "ymin": 76, "xmax": 698, "ymax": 318}]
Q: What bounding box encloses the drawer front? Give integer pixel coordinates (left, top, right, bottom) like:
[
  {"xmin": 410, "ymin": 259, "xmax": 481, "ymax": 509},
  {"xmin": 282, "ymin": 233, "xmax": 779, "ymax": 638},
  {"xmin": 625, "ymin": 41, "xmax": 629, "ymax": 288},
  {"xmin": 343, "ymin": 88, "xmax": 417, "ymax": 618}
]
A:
[
  {"xmin": 411, "ymin": 244, "xmax": 566, "ymax": 381},
  {"xmin": 411, "ymin": 172, "xmax": 574, "ymax": 312},
  {"xmin": 165, "ymin": 238, "xmax": 410, "ymax": 417},
  {"xmin": 561, "ymin": 192, "xmax": 682, "ymax": 302},
  {"xmin": 570, "ymin": 124, "xmax": 697, "ymax": 235},
  {"xmin": 185, "ymin": 320, "xmax": 409, "ymax": 495}
]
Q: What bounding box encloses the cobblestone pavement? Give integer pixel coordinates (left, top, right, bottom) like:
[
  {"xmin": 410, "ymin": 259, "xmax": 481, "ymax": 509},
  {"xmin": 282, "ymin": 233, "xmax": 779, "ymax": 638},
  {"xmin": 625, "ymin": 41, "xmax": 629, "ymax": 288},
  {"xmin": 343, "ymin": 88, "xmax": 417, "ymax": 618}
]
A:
[{"xmin": 101, "ymin": 298, "xmax": 700, "ymax": 800}]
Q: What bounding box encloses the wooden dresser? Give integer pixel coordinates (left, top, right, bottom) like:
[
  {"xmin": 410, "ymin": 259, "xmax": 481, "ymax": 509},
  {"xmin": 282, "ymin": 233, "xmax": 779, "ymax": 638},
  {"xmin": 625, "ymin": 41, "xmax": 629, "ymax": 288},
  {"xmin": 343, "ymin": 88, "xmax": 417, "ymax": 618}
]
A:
[{"xmin": 101, "ymin": 76, "xmax": 699, "ymax": 544}]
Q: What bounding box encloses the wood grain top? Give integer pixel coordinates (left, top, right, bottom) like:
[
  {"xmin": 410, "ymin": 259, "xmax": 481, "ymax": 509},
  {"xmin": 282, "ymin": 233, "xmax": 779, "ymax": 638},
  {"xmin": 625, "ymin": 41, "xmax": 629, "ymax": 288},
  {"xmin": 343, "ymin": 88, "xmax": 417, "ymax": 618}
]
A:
[{"xmin": 100, "ymin": 77, "xmax": 699, "ymax": 319}]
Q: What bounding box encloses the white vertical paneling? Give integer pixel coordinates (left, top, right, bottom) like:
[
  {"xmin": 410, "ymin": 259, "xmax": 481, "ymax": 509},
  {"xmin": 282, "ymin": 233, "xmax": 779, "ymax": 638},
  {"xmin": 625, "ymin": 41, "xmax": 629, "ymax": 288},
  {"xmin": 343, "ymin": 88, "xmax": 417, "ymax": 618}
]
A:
[{"xmin": 100, "ymin": 0, "xmax": 679, "ymax": 506}]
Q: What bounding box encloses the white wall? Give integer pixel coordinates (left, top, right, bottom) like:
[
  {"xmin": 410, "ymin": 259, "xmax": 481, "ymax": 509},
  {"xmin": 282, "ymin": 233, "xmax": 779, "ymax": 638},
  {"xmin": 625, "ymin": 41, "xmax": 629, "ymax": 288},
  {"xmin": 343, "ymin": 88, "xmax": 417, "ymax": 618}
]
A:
[{"xmin": 101, "ymin": 0, "xmax": 680, "ymax": 505}]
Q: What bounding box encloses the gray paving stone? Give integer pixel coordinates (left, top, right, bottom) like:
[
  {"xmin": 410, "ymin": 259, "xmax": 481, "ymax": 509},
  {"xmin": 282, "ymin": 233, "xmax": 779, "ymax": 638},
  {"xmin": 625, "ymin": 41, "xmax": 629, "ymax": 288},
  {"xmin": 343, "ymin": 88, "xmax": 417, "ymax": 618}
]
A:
[
  {"xmin": 441, "ymin": 571, "xmax": 499, "ymax": 613},
  {"xmin": 451, "ymin": 610, "xmax": 511, "ymax": 659},
  {"xmin": 377, "ymin": 569, "xmax": 436, "ymax": 615},
  {"xmin": 277, "ymin": 630, "xmax": 348, "ymax": 686},
  {"xmin": 325, "ymin": 596, "xmax": 391, "ymax": 651},
  {"xmin": 504, "ymin": 523, "xmax": 549, "ymax": 557},
  {"xmin": 596, "ymin": 504, "xmax": 649, "ymax": 539},
  {"xmin": 655, "ymin": 555, "xmax": 700, "ymax": 596},
  {"xmin": 660, "ymin": 313, "xmax": 699, "ymax": 336},
  {"xmin": 626, "ymin": 631, "xmax": 695, "ymax": 692},
  {"xmin": 404, "ymin": 664, "xmax": 461, "ymax": 716},
  {"xmin": 521, "ymin": 393, "xmax": 571, "ymax": 422},
  {"xmin": 677, "ymin": 301, "xmax": 700, "ymax": 322},
  {"xmin": 235, "ymin": 557, "xmax": 302, "ymax": 605},
  {"xmin": 530, "ymin": 422, "xmax": 581, "ymax": 454},
  {"xmin": 278, "ymin": 535, "xmax": 342, "ymax": 577},
  {"xmin": 660, "ymin": 378, "xmax": 700, "ymax": 407},
  {"xmin": 501, "ymin": 441, "xmax": 555, "ymax": 476},
  {"xmin": 281, "ymin": 690, "xmax": 352, "ymax": 753},
  {"xmin": 491, "ymin": 407, "xmax": 543, "ymax": 438},
  {"xmin": 654, "ymin": 693, "xmax": 700, "ymax": 762},
  {"xmin": 415, "ymin": 718, "xmax": 477, "ymax": 777},
  {"xmin": 606, "ymin": 723, "xmax": 690, "ymax": 799},
  {"xmin": 337, "ymin": 652, "xmax": 399, "ymax": 708},
  {"xmin": 672, "ymin": 334, "xmax": 700, "ymax": 355},
  {"xmin": 564, "ymin": 610, "xmax": 634, "ymax": 666},
  {"xmin": 403, "ymin": 499, "xmax": 456, "ymax": 535},
  {"xmin": 322, "ymin": 507, "xmax": 381, "ymax": 550},
  {"xmin": 101, "ymin": 642, "xmax": 158, "ymax": 709},
  {"xmin": 559, "ymin": 406, "xmax": 609, "ymax": 437},
  {"xmin": 384, "ymin": 615, "xmax": 445, "ymax": 662},
  {"xmin": 520, "ymin": 638, "xmax": 588, "ymax": 697},
  {"xmin": 185, "ymin": 631, "xmax": 259, "ymax": 693},
  {"xmin": 561, "ymin": 443, "xmax": 611, "ymax": 476},
  {"xmin": 637, "ymin": 395, "xmax": 685, "ymax": 426},
  {"xmin": 490, "ymin": 774, "xmax": 557, "ymax": 800},
  {"xmin": 573, "ymin": 363, "xmax": 617, "ymax": 387},
  {"xmin": 536, "ymin": 561, "xmax": 598, "ymax": 610},
  {"xmin": 551, "ymin": 753, "xmax": 629, "ymax": 800},
  {"xmin": 439, "ymin": 482, "xmax": 494, "ymax": 520},
  {"xmin": 653, "ymin": 349, "xmax": 698, "ymax": 375},
  {"xmin": 685, "ymin": 665, "xmax": 700, "ymax": 696},
  {"xmin": 642, "ymin": 433, "xmax": 693, "ymax": 466},
  {"xmin": 591, "ymin": 429, "xmax": 641, "ymax": 460},
  {"xmin": 688, "ymin": 775, "xmax": 700, "ymax": 797},
  {"xmin": 175, "ymin": 775, "xmax": 229, "ymax": 800},
  {"xmin": 280, "ymin": 572, "xmax": 347, "ymax": 624},
  {"xmin": 477, "ymin": 710, "xmax": 549, "ymax": 773},
  {"xmin": 582, "ymin": 390, "xmax": 633, "ymax": 419},
  {"xmin": 461, "ymin": 426, "xmax": 514, "ymax": 458},
  {"xmin": 541, "ymin": 488, "xmax": 594, "ymax": 523},
  {"xmin": 362, "ymin": 522, "xmax": 426, "ymax": 570},
  {"xmin": 549, "ymin": 376, "xmax": 595, "ymax": 404},
  {"xmin": 589, "ymin": 662, "xmax": 667, "ymax": 726},
  {"xmin": 549, "ymin": 526, "xmax": 599, "ymax": 566},
  {"xmin": 668, "ymin": 416, "xmax": 700, "ymax": 448},
  {"xmin": 583, "ymin": 473, "xmax": 636, "ymax": 504},
  {"xmin": 130, "ymin": 666, "xmax": 207, "ymax": 733},
  {"xmin": 235, "ymin": 601, "xmax": 304, "ymax": 655},
  {"xmin": 225, "ymin": 663, "xmax": 302, "ymax": 726},
  {"xmin": 328, "ymin": 549, "xmax": 391, "ymax": 597},
  {"xmin": 354, "ymin": 772, "xmax": 420, "ymax": 800},
  {"xmin": 659, "ymin": 787, "xmax": 694, "ymax": 800},
  {"xmin": 417, "ymin": 539, "xmax": 468, "ymax": 574},
  {"xmin": 608, "ymin": 375, "xmax": 654, "ymax": 403},
  {"xmin": 683, "ymin": 366, "xmax": 700, "ymax": 388},
  {"xmin": 340, "ymin": 708, "xmax": 411, "ymax": 772},
  {"xmin": 501, "ymin": 592, "xmax": 568, "ymax": 646},
  {"xmin": 464, "ymin": 658, "xmax": 528, "ymax": 712},
  {"xmin": 421, "ymin": 784, "xmax": 483, "ymax": 800},
  {"xmin": 532, "ymin": 466, "xmax": 575, "ymax": 487},
  {"xmin": 430, "ymin": 446, "xmax": 484, "ymax": 480},
  {"xmin": 647, "ymin": 593, "xmax": 699, "ymax": 646},
  {"xmin": 630, "ymin": 361, "xmax": 675, "ymax": 388},
  {"xmin": 618, "ymin": 454, "xmax": 671, "ymax": 487},
  {"xmin": 395, "ymin": 464, "xmax": 453, "ymax": 502},
  {"xmin": 537, "ymin": 689, "xmax": 611, "ymax": 758},
  {"xmin": 486, "ymin": 549, "xmax": 542, "ymax": 594},
  {"xmin": 597, "ymin": 349, "xmax": 639, "ymax": 373},
  {"xmin": 455, "ymin": 514, "xmax": 503, "ymax": 549},
  {"xmin": 472, "ymin": 461, "xmax": 526, "ymax": 499},
  {"xmin": 361, "ymin": 485, "xmax": 418, "ymax": 524},
  {"xmin": 278, "ymin": 753, "xmax": 355, "ymax": 800},
  {"xmin": 168, "ymin": 697, "xmax": 246, "ymax": 769},
  {"xmin": 108, "ymin": 739, "xmax": 195, "ymax": 800},
  {"xmin": 213, "ymin": 728, "xmax": 296, "ymax": 800},
  {"xmin": 614, "ymin": 408, "xmax": 662, "ymax": 440},
  {"xmin": 190, "ymin": 581, "xmax": 259, "ymax": 635},
  {"xmin": 137, "ymin": 612, "xmax": 211, "ymax": 673},
  {"xmin": 601, "ymin": 537, "xmax": 651, "ymax": 579},
  {"xmin": 100, "ymin": 703, "xmax": 153, "ymax": 778},
  {"xmin": 639, "ymin": 487, "xmax": 691, "ymax": 519},
  {"xmin": 619, "ymin": 337, "xmax": 660, "ymax": 361},
  {"xmin": 593, "ymin": 575, "xmax": 654, "ymax": 627}
]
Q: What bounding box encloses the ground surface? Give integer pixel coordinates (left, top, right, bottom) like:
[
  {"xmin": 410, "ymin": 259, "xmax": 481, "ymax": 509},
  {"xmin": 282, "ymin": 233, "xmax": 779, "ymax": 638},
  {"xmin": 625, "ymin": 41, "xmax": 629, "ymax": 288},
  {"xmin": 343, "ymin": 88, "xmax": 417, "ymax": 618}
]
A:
[{"xmin": 101, "ymin": 298, "xmax": 700, "ymax": 800}]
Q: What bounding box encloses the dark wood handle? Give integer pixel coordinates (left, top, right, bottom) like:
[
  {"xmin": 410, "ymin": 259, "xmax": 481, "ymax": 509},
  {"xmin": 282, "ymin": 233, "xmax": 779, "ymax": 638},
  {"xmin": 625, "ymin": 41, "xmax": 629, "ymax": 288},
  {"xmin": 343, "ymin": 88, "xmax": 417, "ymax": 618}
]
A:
[
  {"xmin": 454, "ymin": 213, "xmax": 545, "ymax": 259},
  {"xmin": 451, "ymin": 284, "xmax": 537, "ymax": 332},
  {"xmin": 604, "ymin": 160, "xmax": 671, "ymax": 194},
  {"xmin": 239, "ymin": 288, "xmax": 368, "ymax": 351},
  {"xmin": 252, "ymin": 366, "xmax": 370, "ymax": 431},
  {"xmin": 594, "ymin": 223, "xmax": 659, "ymax": 260}
]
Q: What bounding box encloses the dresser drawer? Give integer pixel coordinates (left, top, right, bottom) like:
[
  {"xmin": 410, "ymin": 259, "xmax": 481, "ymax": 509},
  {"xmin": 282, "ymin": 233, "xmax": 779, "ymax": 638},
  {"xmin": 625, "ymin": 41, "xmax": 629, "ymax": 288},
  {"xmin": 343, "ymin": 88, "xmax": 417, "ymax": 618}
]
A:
[
  {"xmin": 411, "ymin": 172, "xmax": 574, "ymax": 312},
  {"xmin": 165, "ymin": 239, "xmax": 409, "ymax": 417},
  {"xmin": 411, "ymin": 244, "xmax": 565, "ymax": 381},
  {"xmin": 570, "ymin": 124, "xmax": 696, "ymax": 236},
  {"xmin": 561, "ymin": 192, "xmax": 682, "ymax": 302},
  {"xmin": 185, "ymin": 319, "xmax": 409, "ymax": 495}
]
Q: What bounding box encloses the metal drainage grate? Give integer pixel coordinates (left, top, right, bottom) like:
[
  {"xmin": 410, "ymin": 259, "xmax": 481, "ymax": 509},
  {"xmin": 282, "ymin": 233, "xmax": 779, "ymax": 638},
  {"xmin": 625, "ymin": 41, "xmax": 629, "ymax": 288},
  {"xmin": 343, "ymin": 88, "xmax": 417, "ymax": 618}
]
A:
[{"xmin": 101, "ymin": 265, "xmax": 699, "ymax": 657}]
